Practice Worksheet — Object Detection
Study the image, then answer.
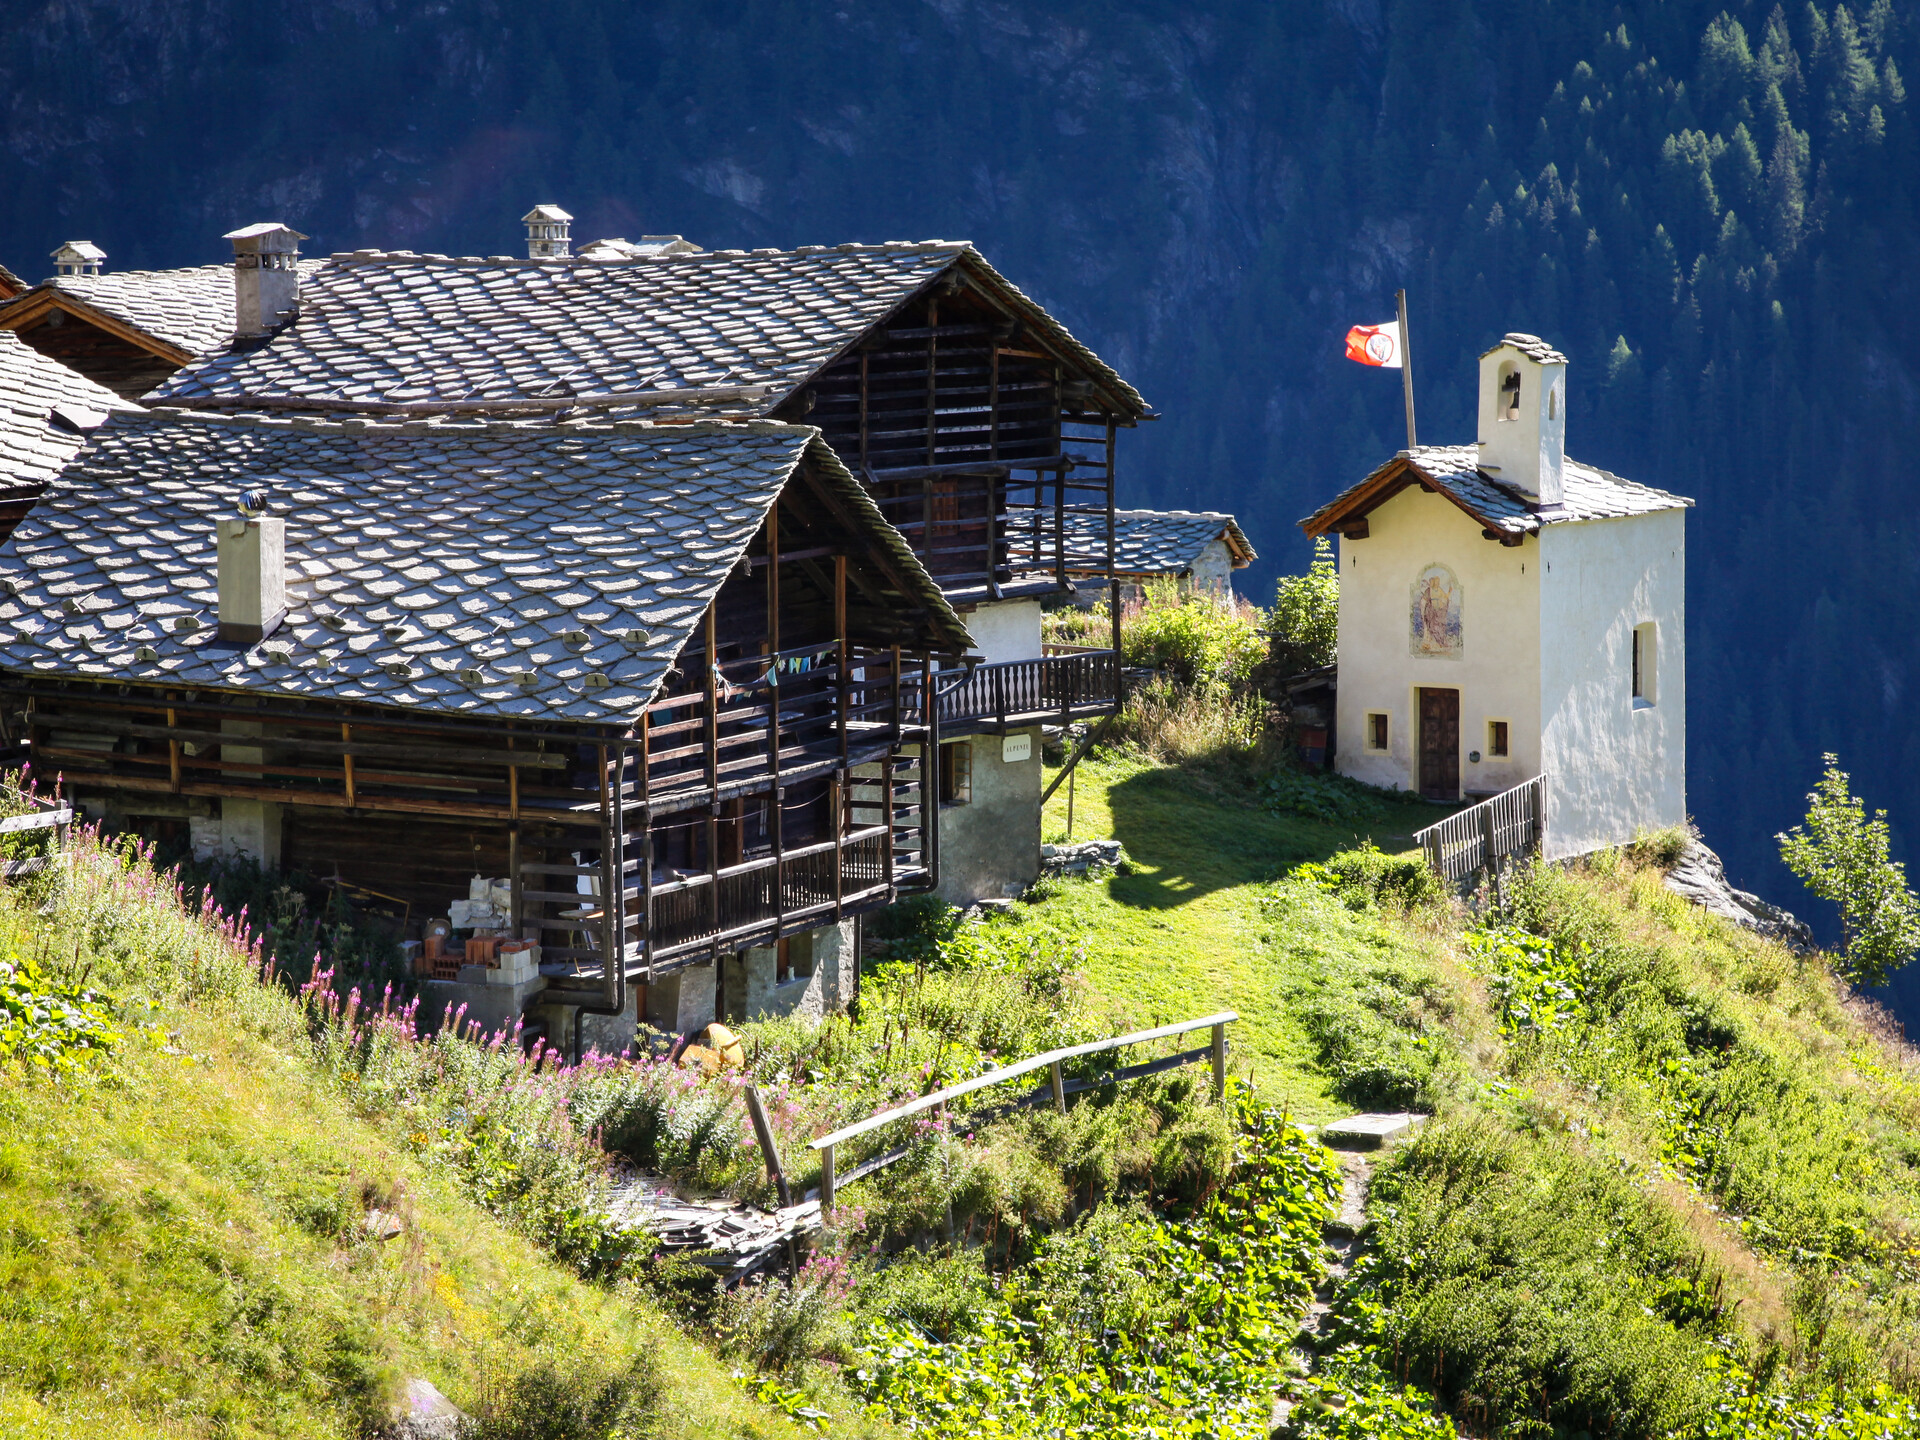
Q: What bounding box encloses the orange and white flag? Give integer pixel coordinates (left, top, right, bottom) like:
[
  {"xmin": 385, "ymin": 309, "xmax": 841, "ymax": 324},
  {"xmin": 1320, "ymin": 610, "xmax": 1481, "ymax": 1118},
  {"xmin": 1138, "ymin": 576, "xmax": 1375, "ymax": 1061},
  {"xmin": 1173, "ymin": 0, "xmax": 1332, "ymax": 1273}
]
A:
[{"xmin": 1344, "ymin": 320, "xmax": 1404, "ymax": 368}]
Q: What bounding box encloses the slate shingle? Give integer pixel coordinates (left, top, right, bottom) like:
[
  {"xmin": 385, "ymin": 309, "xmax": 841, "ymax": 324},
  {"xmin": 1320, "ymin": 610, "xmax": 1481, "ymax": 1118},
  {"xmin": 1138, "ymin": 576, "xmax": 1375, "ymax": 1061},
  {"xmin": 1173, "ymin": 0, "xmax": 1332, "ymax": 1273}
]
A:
[
  {"xmin": 0, "ymin": 330, "xmax": 136, "ymax": 490},
  {"xmin": 151, "ymin": 244, "xmax": 1148, "ymax": 416},
  {"xmin": 1061, "ymin": 507, "xmax": 1255, "ymax": 576},
  {"xmin": 0, "ymin": 261, "xmax": 329, "ymax": 360},
  {"xmin": 0, "ymin": 410, "xmax": 968, "ymax": 723}
]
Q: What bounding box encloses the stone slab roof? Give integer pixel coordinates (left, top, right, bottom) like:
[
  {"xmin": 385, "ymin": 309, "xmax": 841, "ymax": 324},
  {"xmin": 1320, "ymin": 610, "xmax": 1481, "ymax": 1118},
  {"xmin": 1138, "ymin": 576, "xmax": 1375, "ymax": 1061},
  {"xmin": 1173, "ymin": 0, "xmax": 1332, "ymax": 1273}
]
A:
[
  {"xmin": 149, "ymin": 242, "xmax": 1147, "ymax": 417},
  {"xmin": 0, "ymin": 260, "xmax": 328, "ymax": 360},
  {"xmin": 1299, "ymin": 443, "xmax": 1691, "ymax": 538},
  {"xmin": 0, "ymin": 330, "xmax": 134, "ymax": 491},
  {"xmin": 1061, "ymin": 507, "xmax": 1255, "ymax": 575},
  {"xmin": 0, "ymin": 263, "xmax": 23, "ymax": 299},
  {"xmin": 0, "ymin": 411, "xmax": 969, "ymax": 725},
  {"xmin": 1484, "ymin": 331, "xmax": 1569, "ymax": 365}
]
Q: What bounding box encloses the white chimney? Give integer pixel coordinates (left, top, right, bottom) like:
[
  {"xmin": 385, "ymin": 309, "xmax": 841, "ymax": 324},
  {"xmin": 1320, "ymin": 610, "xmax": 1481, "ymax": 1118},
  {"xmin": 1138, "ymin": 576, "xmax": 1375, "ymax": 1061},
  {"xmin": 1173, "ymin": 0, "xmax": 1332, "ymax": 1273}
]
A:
[
  {"xmin": 1476, "ymin": 332, "xmax": 1569, "ymax": 509},
  {"xmin": 523, "ymin": 205, "xmax": 573, "ymax": 258},
  {"xmin": 50, "ymin": 241, "xmax": 105, "ymax": 276},
  {"xmin": 217, "ymin": 492, "xmax": 286, "ymax": 643},
  {"xmin": 225, "ymin": 223, "xmax": 307, "ymax": 338}
]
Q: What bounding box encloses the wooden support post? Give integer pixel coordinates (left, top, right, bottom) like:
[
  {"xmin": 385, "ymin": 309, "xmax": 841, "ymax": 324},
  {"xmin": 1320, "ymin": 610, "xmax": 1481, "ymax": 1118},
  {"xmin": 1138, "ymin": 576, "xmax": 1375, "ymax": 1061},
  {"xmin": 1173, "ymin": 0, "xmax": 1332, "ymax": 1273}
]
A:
[
  {"xmin": 1481, "ymin": 798, "xmax": 1497, "ymax": 873},
  {"xmin": 859, "ymin": 350, "xmax": 870, "ymax": 473},
  {"xmin": 834, "ymin": 554, "xmax": 849, "ymax": 763},
  {"xmin": 988, "ymin": 345, "xmax": 1000, "ymax": 461},
  {"xmin": 1049, "ymin": 1060, "xmax": 1067, "ymax": 1115},
  {"xmin": 880, "ymin": 755, "xmax": 896, "ymax": 899},
  {"xmin": 1211, "ymin": 1021, "xmax": 1228, "ymax": 1101},
  {"xmin": 166, "ymin": 708, "xmax": 181, "ymax": 794},
  {"xmin": 921, "ymin": 477, "xmax": 934, "ymax": 567},
  {"xmin": 765, "ymin": 505, "xmax": 780, "ymax": 656},
  {"xmin": 707, "ymin": 801, "xmax": 720, "ymax": 947},
  {"xmin": 820, "ymin": 1141, "xmax": 836, "ymax": 1214},
  {"xmin": 773, "ymin": 784, "xmax": 786, "ymax": 931},
  {"xmin": 704, "ymin": 606, "xmax": 720, "ymax": 796},
  {"xmin": 1106, "ymin": 417, "xmax": 1120, "ymax": 664},
  {"xmin": 889, "ymin": 644, "xmax": 902, "ymax": 740},
  {"xmin": 597, "ymin": 741, "xmax": 611, "ymax": 820},
  {"xmin": 508, "ymin": 825, "xmax": 521, "ymax": 937},
  {"xmin": 744, "ymin": 1084, "xmax": 792, "ymax": 1208},
  {"xmin": 1066, "ymin": 763, "xmax": 1075, "ymax": 840},
  {"xmin": 832, "ymin": 771, "xmax": 844, "ymax": 921},
  {"xmin": 985, "ymin": 474, "xmax": 999, "ymax": 598},
  {"xmin": 925, "ymin": 297, "xmax": 938, "ymax": 467},
  {"xmin": 340, "ymin": 722, "xmax": 354, "ymax": 807},
  {"xmin": 640, "ymin": 799, "xmax": 656, "ymax": 984}
]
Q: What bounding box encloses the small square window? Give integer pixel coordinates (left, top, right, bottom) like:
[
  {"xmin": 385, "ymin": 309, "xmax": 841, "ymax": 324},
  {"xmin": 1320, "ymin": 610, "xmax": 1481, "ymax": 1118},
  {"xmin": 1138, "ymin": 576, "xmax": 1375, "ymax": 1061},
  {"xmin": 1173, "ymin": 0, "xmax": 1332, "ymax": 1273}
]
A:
[
  {"xmin": 1488, "ymin": 720, "xmax": 1509, "ymax": 757},
  {"xmin": 1365, "ymin": 712, "xmax": 1390, "ymax": 752},
  {"xmin": 939, "ymin": 740, "xmax": 972, "ymax": 804}
]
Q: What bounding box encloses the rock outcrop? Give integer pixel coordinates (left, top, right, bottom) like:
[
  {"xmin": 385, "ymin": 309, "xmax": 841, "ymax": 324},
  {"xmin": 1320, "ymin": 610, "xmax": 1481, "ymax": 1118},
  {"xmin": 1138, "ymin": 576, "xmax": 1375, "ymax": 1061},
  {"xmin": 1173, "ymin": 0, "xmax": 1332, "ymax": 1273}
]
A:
[{"xmin": 1664, "ymin": 839, "xmax": 1815, "ymax": 951}]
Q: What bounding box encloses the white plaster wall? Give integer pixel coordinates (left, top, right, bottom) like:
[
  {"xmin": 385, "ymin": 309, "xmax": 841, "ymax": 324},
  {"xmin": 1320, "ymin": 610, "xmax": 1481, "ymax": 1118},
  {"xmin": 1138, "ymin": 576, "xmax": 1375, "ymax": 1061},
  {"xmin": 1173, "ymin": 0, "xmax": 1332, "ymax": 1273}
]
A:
[
  {"xmin": 1537, "ymin": 507, "xmax": 1687, "ymax": 858},
  {"xmin": 1334, "ymin": 486, "xmax": 1542, "ymax": 798},
  {"xmin": 961, "ymin": 598, "xmax": 1044, "ymax": 664}
]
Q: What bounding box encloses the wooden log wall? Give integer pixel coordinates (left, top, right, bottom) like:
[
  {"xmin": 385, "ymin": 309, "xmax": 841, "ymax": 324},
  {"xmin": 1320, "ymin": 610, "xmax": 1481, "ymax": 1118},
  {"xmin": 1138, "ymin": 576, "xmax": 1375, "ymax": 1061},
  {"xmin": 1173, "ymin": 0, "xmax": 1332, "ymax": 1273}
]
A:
[
  {"xmin": 7, "ymin": 312, "xmax": 180, "ymax": 400},
  {"xmin": 788, "ymin": 277, "xmax": 1121, "ymax": 598}
]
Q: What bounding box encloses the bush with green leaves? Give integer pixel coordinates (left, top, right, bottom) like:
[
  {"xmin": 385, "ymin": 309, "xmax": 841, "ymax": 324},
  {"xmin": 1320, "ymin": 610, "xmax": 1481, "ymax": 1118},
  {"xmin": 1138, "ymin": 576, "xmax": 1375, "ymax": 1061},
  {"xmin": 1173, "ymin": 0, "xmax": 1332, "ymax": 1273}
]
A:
[
  {"xmin": 1120, "ymin": 576, "xmax": 1266, "ymax": 691},
  {"xmin": 1270, "ymin": 534, "xmax": 1339, "ymax": 677},
  {"xmin": 1777, "ymin": 753, "xmax": 1920, "ymax": 984},
  {"xmin": 1263, "ymin": 769, "xmax": 1392, "ymax": 825},
  {"xmin": 0, "ymin": 952, "xmax": 128, "ymax": 1074},
  {"xmin": 1296, "ymin": 844, "xmax": 1442, "ymax": 909}
]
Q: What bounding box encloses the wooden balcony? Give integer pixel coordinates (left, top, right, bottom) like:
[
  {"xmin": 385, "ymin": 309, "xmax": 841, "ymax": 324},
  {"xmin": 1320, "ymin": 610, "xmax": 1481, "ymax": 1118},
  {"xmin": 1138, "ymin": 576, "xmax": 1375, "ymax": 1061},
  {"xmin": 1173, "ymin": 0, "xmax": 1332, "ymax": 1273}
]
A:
[{"xmin": 923, "ymin": 650, "xmax": 1120, "ymax": 738}]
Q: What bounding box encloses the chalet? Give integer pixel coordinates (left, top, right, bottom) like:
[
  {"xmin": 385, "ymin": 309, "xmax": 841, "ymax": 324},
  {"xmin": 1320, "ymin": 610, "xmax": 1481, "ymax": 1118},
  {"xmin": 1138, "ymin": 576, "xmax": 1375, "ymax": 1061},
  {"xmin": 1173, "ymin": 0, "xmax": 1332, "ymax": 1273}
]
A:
[
  {"xmin": 0, "ymin": 233, "xmax": 325, "ymax": 400},
  {"xmin": 0, "ymin": 406, "xmax": 973, "ymax": 1055},
  {"xmin": 0, "ymin": 263, "xmax": 23, "ymax": 300},
  {"xmin": 1300, "ymin": 333, "xmax": 1690, "ymax": 858},
  {"xmin": 149, "ymin": 212, "xmax": 1150, "ymax": 904},
  {"xmin": 1062, "ymin": 507, "xmax": 1255, "ymax": 606}
]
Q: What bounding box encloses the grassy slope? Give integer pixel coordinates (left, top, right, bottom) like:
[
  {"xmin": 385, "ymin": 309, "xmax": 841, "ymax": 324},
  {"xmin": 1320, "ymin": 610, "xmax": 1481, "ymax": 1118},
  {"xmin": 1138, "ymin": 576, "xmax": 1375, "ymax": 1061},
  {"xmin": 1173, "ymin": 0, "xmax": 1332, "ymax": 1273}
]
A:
[
  {"xmin": 1031, "ymin": 752, "xmax": 1920, "ymax": 1416},
  {"xmin": 0, "ymin": 950, "xmax": 834, "ymax": 1437},
  {"xmin": 1039, "ymin": 755, "xmax": 1444, "ymax": 1120}
]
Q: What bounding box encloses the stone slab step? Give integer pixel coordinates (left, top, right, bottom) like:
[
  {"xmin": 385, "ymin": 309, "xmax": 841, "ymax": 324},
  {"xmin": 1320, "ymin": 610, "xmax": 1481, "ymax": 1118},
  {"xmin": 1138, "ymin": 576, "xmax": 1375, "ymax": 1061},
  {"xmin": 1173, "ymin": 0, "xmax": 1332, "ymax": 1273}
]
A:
[{"xmin": 1320, "ymin": 1111, "xmax": 1427, "ymax": 1150}]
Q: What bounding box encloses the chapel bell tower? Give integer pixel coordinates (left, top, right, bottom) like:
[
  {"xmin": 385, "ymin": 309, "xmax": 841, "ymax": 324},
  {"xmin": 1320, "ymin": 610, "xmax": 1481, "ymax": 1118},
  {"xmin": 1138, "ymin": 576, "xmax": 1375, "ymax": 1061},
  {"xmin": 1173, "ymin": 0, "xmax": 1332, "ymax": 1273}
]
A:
[{"xmin": 1477, "ymin": 333, "xmax": 1568, "ymax": 508}]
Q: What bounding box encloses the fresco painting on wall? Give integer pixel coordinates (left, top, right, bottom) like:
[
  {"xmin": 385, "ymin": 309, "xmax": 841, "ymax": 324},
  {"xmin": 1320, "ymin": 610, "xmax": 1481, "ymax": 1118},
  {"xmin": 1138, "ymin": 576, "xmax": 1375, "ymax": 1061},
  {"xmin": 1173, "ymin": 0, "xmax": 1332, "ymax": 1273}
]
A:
[{"xmin": 1410, "ymin": 563, "xmax": 1463, "ymax": 658}]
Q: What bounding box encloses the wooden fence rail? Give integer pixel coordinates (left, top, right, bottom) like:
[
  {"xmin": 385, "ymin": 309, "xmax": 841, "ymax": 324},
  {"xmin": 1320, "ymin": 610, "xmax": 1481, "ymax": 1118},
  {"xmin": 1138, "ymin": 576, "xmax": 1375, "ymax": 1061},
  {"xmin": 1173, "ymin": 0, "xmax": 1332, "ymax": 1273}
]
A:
[
  {"xmin": 1412, "ymin": 776, "xmax": 1546, "ymax": 884},
  {"xmin": 809, "ymin": 1010, "xmax": 1237, "ymax": 1211}
]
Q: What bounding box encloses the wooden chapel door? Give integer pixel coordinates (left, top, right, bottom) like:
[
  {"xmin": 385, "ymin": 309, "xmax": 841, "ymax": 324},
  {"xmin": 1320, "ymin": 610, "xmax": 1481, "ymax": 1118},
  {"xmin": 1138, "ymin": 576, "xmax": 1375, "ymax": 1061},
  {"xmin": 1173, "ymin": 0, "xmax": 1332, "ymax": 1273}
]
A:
[{"xmin": 1417, "ymin": 688, "xmax": 1459, "ymax": 800}]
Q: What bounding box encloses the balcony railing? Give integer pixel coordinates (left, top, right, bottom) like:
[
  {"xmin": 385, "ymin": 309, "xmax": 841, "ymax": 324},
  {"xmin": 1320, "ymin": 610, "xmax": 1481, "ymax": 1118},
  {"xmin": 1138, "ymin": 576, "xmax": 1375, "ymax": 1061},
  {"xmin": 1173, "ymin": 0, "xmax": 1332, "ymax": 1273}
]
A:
[{"xmin": 924, "ymin": 650, "xmax": 1120, "ymax": 737}]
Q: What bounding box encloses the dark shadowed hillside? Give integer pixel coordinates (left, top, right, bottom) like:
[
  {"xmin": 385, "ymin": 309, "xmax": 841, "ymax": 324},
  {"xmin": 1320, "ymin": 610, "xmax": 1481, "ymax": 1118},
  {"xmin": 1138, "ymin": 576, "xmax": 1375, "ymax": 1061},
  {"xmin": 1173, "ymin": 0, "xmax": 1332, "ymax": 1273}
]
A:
[{"xmin": 3, "ymin": 0, "xmax": 1918, "ymax": 1002}]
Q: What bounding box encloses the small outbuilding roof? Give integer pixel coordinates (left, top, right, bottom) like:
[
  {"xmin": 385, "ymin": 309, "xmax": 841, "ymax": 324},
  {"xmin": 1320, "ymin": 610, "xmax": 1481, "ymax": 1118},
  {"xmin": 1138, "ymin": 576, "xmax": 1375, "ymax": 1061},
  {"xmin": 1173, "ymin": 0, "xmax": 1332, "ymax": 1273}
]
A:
[
  {"xmin": 0, "ymin": 411, "xmax": 969, "ymax": 725},
  {"xmin": 1062, "ymin": 507, "xmax": 1255, "ymax": 577},
  {"xmin": 149, "ymin": 242, "xmax": 1149, "ymax": 418},
  {"xmin": 0, "ymin": 260, "xmax": 329, "ymax": 363},
  {"xmin": 1298, "ymin": 444, "xmax": 1691, "ymax": 541},
  {"xmin": 0, "ymin": 330, "xmax": 137, "ymax": 545}
]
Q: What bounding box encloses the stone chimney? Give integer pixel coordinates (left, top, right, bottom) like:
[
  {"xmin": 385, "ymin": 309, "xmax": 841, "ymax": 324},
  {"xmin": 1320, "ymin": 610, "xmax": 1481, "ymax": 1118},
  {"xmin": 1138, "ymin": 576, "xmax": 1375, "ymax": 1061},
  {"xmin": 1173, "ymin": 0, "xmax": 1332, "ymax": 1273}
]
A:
[
  {"xmin": 50, "ymin": 241, "xmax": 105, "ymax": 277},
  {"xmin": 217, "ymin": 491, "xmax": 286, "ymax": 643},
  {"xmin": 1476, "ymin": 332, "xmax": 1569, "ymax": 509},
  {"xmin": 523, "ymin": 205, "xmax": 573, "ymax": 258},
  {"xmin": 225, "ymin": 223, "xmax": 307, "ymax": 337}
]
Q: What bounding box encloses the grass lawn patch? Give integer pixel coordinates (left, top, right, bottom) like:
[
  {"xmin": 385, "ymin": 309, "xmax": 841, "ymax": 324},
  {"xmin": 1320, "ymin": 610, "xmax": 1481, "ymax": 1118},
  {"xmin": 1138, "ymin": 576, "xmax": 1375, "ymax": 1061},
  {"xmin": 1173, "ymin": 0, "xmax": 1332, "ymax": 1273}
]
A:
[{"xmin": 1029, "ymin": 755, "xmax": 1452, "ymax": 1121}]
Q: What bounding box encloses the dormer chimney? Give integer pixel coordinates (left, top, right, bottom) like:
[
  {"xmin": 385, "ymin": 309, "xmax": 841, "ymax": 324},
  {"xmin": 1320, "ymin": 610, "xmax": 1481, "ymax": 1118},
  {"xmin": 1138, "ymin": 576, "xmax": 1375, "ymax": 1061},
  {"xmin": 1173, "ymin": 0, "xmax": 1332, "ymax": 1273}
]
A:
[
  {"xmin": 522, "ymin": 205, "xmax": 572, "ymax": 258},
  {"xmin": 217, "ymin": 492, "xmax": 286, "ymax": 643},
  {"xmin": 50, "ymin": 241, "xmax": 105, "ymax": 277},
  {"xmin": 1476, "ymin": 332, "xmax": 1569, "ymax": 509},
  {"xmin": 225, "ymin": 223, "xmax": 307, "ymax": 338}
]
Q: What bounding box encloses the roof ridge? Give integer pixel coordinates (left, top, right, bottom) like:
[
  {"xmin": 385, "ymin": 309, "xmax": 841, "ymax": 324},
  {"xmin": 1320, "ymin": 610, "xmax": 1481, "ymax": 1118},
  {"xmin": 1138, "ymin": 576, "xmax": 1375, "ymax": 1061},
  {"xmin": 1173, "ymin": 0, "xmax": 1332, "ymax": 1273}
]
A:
[
  {"xmin": 324, "ymin": 240, "xmax": 972, "ymax": 268},
  {"xmin": 134, "ymin": 405, "xmax": 816, "ymax": 440}
]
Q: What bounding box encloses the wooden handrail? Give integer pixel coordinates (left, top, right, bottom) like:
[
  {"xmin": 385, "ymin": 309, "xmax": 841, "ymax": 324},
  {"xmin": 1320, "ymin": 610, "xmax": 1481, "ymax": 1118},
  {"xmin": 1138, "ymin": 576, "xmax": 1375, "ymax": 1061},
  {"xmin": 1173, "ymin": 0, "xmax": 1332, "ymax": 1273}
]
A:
[
  {"xmin": 811, "ymin": 1010, "xmax": 1237, "ymax": 1211},
  {"xmin": 1413, "ymin": 776, "xmax": 1546, "ymax": 883}
]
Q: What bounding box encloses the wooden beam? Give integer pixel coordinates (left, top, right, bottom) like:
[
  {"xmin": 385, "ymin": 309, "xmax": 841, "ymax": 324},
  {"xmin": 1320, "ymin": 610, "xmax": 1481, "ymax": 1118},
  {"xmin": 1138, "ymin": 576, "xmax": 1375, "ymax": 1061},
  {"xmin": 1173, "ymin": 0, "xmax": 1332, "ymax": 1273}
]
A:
[{"xmin": 0, "ymin": 289, "xmax": 194, "ymax": 365}]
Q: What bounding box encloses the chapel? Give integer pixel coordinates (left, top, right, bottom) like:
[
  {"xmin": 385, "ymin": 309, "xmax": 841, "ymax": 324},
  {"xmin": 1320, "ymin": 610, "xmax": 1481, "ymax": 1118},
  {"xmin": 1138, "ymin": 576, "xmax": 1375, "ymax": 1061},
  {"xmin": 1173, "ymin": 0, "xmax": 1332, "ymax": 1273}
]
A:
[{"xmin": 1300, "ymin": 333, "xmax": 1692, "ymax": 859}]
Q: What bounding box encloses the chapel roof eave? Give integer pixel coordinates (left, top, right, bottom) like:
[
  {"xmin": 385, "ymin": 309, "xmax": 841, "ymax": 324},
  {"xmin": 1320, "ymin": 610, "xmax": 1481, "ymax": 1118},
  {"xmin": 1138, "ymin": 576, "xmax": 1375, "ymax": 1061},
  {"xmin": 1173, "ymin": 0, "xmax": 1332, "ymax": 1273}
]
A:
[{"xmin": 1299, "ymin": 444, "xmax": 1693, "ymax": 540}]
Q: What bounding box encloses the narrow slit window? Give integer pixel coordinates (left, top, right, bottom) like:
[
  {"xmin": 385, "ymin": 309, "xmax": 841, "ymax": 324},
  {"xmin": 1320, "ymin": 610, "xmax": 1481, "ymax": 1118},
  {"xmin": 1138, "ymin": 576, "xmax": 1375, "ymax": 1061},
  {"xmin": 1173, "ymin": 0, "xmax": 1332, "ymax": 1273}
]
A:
[
  {"xmin": 1366, "ymin": 712, "xmax": 1390, "ymax": 752},
  {"xmin": 1488, "ymin": 720, "xmax": 1509, "ymax": 757},
  {"xmin": 1632, "ymin": 622, "xmax": 1657, "ymax": 707}
]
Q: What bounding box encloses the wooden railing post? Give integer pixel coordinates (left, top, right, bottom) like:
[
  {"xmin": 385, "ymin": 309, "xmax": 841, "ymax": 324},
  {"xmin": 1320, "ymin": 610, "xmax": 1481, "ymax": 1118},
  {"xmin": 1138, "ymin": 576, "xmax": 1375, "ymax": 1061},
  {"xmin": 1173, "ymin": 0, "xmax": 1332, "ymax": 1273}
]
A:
[
  {"xmin": 744, "ymin": 1083, "xmax": 792, "ymax": 1208},
  {"xmin": 820, "ymin": 1142, "xmax": 836, "ymax": 1214},
  {"xmin": 1481, "ymin": 800, "xmax": 1497, "ymax": 873},
  {"xmin": 1211, "ymin": 1021, "xmax": 1228, "ymax": 1101},
  {"xmin": 1049, "ymin": 1060, "xmax": 1067, "ymax": 1115}
]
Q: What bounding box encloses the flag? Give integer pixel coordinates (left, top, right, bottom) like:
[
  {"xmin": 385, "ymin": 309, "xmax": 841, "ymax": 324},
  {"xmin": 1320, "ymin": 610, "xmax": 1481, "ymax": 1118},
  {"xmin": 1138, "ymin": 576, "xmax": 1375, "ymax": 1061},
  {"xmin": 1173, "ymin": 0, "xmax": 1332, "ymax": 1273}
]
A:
[{"xmin": 1344, "ymin": 320, "xmax": 1404, "ymax": 368}]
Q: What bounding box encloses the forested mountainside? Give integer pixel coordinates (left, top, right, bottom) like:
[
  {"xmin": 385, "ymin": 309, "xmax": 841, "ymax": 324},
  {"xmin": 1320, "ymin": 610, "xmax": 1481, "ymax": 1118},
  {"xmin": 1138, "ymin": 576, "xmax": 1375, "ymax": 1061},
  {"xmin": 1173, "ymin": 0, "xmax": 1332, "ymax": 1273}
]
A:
[{"xmin": 2, "ymin": 0, "xmax": 1916, "ymax": 981}]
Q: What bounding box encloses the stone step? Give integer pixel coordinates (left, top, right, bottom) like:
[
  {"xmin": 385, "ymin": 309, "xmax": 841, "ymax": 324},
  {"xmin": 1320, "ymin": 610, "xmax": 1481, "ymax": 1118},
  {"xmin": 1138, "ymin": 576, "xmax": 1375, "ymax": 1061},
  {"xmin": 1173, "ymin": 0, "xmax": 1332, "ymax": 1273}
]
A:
[{"xmin": 1320, "ymin": 1111, "xmax": 1428, "ymax": 1150}]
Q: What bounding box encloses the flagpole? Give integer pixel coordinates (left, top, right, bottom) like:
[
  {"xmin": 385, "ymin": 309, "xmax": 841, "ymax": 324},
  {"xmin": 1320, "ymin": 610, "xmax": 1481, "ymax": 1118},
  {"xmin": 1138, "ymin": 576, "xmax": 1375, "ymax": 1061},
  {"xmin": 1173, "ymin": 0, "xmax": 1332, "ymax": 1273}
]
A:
[{"xmin": 1396, "ymin": 288, "xmax": 1417, "ymax": 450}]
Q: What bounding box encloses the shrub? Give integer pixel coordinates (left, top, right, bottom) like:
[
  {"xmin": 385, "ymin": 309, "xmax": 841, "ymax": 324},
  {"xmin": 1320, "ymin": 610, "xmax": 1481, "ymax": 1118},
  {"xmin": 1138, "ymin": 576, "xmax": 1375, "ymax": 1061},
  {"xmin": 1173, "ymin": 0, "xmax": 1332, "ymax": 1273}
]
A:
[
  {"xmin": 1777, "ymin": 754, "xmax": 1920, "ymax": 984},
  {"xmin": 1626, "ymin": 824, "xmax": 1692, "ymax": 869},
  {"xmin": 461, "ymin": 1351, "xmax": 662, "ymax": 1440},
  {"xmin": 1263, "ymin": 769, "xmax": 1393, "ymax": 825},
  {"xmin": 1270, "ymin": 534, "xmax": 1339, "ymax": 676},
  {"xmin": 1301, "ymin": 844, "xmax": 1444, "ymax": 909},
  {"xmin": 1119, "ymin": 576, "xmax": 1265, "ymax": 690}
]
